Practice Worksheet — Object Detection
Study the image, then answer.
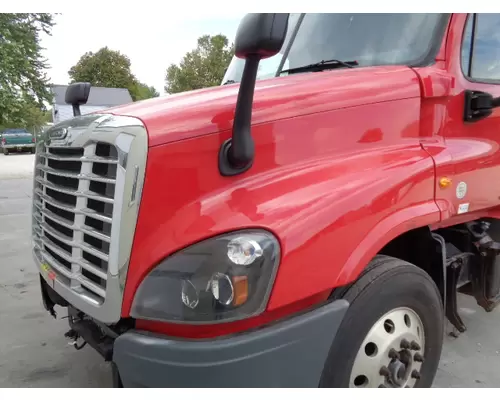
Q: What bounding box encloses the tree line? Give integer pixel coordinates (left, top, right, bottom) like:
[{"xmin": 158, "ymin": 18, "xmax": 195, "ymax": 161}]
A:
[
  {"xmin": 67, "ymin": 33, "xmax": 234, "ymax": 96},
  {"xmin": 1, "ymin": 13, "xmax": 235, "ymax": 132}
]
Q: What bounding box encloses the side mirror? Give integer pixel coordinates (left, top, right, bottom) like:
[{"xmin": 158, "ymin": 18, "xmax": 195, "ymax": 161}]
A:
[
  {"xmin": 65, "ymin": 82, "xmax": 91, "ymax": 117},
  {"xmin": 234, "ymin": 13, "xmax": 289, "ymax": 60},
  {"xmin": 219, "ymin": 13, "xmax": 289, "ymax": 176}
]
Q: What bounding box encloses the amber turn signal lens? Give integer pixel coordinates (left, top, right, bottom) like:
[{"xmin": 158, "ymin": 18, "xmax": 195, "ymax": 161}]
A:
[
  {"xmin": 439, "ymin": 177, "xmax": 452, "ymax": 188},
  {"xmin": 232, "ymin": 276, "xmax": 249, "ymax": 306}
]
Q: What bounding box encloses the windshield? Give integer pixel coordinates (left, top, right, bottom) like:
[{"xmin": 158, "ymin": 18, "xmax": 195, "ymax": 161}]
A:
[
  {"xmin": 223, "ymin": 13, "xmax": 302, "ymax": 84},
  {"xmin": 222, "ymin": 13, "xmax": 447, "ymax": 85}
]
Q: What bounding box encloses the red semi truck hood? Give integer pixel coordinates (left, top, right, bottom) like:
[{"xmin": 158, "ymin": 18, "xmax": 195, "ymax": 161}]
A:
[{"xmin": 104, "ymin": 65, "xmax": 421, "ymax": 147}]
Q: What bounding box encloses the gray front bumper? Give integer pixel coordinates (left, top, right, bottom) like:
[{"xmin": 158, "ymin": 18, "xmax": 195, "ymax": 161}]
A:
[
  {"xmin": 113, "ymin": 299, "xmax": 349, "ymax": 388},
  {"xmin": 3, "ymin": 143, "xmax": 34, "ymax": 149}
]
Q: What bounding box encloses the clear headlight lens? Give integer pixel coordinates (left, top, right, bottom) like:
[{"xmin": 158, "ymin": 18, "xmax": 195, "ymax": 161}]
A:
[{"xmin": 130, "ymin": 230, "xmax": 280, "ymax": 324}]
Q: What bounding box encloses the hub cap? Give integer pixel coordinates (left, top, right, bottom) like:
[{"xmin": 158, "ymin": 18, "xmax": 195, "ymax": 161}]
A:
[{"xmin": 349, "ymin": 307, "xmax": 425, "ymax": 388}]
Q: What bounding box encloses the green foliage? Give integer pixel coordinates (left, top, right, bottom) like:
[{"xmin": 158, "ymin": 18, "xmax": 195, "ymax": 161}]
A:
[
  {"xmin": 165, "ymin": 34, "xmax": 234, "ymax": 94},
  {"xmin": 130, "ymin": 82, "xmax": 160, "ymax": 101},
  {"xmin": 68, "ymin": 47, "xmax": 159, "ymax": 101},
  {"xmin": 42, "ymin": 108, "xmax": 52, "ymax": 123},
  {"xmin": 0, "ymin": 101, "xmax": 51, "ymax": 134},
  {"xmin": 69, "ymin": 47, "xmax": 135, "ymax": 90},
  {"xmin": 21, "ymin": 102, "xmax": 51, "ymax": 132},
  {"xmin": 0, "ymin": 13, "xmax": 55, "ymax": 126}
]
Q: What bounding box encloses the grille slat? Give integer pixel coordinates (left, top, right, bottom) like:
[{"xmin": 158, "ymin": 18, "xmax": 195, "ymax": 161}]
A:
[
  {"xmin": 78, "ymin": 260, "xmax": 108, "ymax": 280},
  {"xmin": 39, "ymin": 152, "xmax": 118, "ymax": 164},
  {"xmin": 33, "ymin": 141, "xmax": 118, "ymax": 303},
  {"xmin": 80, "ymin": 226, "xmax": 111, "ymax": 243},
  {"xmin": 34, "ymin": 211, "xmax": 43, "ymax": 224},
  {"xmin": 79, "ymin": 275, "xmax": 107, "ymax": 298},
  {"xmin": 41, "ymin": 237, "xmax": 73, "ymax": 267},
  {"xmin": 45, "ymin": 145, "xmax": 85, "ymax": 154},
  {"xmin": 40, "ymin": 236, "xmax": 108, "ymax": 281},
  {"xmin": 41, "ymin": 208, "xmax": 111, "ymax": 243},
  {"xmin": 36, "ymin": 176, "xmax": 114, "ymax": 204},
  {"xmin": 35, "ymin": 189, "xmax": 112, "ymax": 224},
  {"xmin": 40, "ymin": 250, "xmax": 73, "ymax": 279},
  {"xmin": 33, "ymin": 226, "xmax": 42, "ymax": 237},
  {"xmin": 37, "ymin": 164, "xmax": 117, "ymax": 184},
  {"xmin": 40, "ymin": 222, "xmax": 110, "ymax": 263},
  {"xmin": 40, "ymin": 248, "xmax": 107, "ymax": 296}
]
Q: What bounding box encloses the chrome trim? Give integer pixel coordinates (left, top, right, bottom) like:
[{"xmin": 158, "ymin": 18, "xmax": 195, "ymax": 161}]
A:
[
  {"xmin": 31, "ymin": 114, "xmax": 148, "ymax": 323},
  {"xmin": 35, "ymin": 189, "xmax": 113, "ymax": 224},
  {"xmin": 37, "ymin": 164, "xmax": 117, "ymax": 184},
  {"xmin": 35, "ymin": 176, "xmax": 115, "ymax": 204},
  {"xmin": 40, "ymin": 221, "xmax": 110, "ymax": 262},
  {"xmin": 39, "ymin": 152, "xmax": 119, "ymax": 164},
  {"xmin": 129, "ymin": 165, "xmax": 139, "ymax": 206},
  {"xmin": 40, "ymin": 207, "xmax": 111, "ymax": 243}
]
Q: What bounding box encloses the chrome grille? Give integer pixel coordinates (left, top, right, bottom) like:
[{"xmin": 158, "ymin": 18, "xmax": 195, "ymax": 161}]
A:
[
  {"xmin": 33, "ymin": 142, "xmax": 118, "ymax": 303},
  {"xmin": 31, "ymin": 114, "xmax": 148, "ymax": 324}
]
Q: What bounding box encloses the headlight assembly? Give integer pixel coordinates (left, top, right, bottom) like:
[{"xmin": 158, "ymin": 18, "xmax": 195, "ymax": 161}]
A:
[{"xmin": 130, "ymin": 230, "xmax": 281, "ymax": 324}]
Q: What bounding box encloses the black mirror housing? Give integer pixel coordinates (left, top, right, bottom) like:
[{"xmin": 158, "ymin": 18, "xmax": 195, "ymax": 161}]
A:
[
  {"xmin": 235, "ymin": 13, "xmax": 289, "ymax": 60},
  {"xmin": 65, "ymin": 82, "xmax": 91, "ymax": 105},
  {"xmin": 65, "ymin": 82, "xmax": 91, "ymax": 117},
  {"xmin": 219, "ymin": 13, "xmax": 290, "ymax": 177}
]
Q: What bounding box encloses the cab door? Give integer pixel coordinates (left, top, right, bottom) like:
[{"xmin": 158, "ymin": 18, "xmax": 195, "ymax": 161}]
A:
[{"xmin": 438, "ymin": 13, "xmax": 500, "ymax": 219}]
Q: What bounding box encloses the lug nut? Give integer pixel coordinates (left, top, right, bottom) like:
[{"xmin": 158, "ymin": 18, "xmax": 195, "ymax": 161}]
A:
[
  {"xmin": 400, "ymin": 339, "xmax": 410, "ymax": 349},
  {"xmin": 410, "ymin": 340, "xmax": 421, "ymax": 351},
  {"xmin": 414, "ymin": 353, "xmax": 424, "ymax": 362},
  {"xmin": 389, "ymin": 348, "xmax": 400, "ymax": 359},
  {"xmin": 411, "ymin": 370, "xmax": 421, "ymax": 380},
  {"xmin": 379, "ymin": 366, "xmax": 390, "ymax": 377}
]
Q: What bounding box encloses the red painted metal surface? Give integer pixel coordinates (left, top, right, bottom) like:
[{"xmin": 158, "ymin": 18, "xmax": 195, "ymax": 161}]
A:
[
  {"xmin": 98, "ymin": 13, "xmax": 500, "ymax": 337},
  {"xmin": 107, "ymin": 65, "xmax": 420, "ymax": 147},
  {"xmin": 111, "ymin": 65, "xmax": 439, "ymax": 319},
  {"xmin": 418, "ymin": 14, "xmax": 500, "ymax": 222}
]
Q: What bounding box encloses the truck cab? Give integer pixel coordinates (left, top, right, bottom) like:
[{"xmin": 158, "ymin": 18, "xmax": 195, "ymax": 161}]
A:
[{"xmin": 33, "ymin": 13, "xmax": 500, "ymax": 388}]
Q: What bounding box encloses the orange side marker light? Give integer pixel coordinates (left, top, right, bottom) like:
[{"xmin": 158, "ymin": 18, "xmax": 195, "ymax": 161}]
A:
[{"xmin": 439, "ymin": 177, "xmax": 452, "ymax": 189}]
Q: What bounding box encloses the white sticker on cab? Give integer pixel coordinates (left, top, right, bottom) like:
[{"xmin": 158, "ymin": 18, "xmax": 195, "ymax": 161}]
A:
[
  {"xmin": 456, "ymin": 182, "xmax": 467, "ymax": 199},
  {"xmin": 458, "ymin": 203, "xmax": 470, "ymax": 214}
]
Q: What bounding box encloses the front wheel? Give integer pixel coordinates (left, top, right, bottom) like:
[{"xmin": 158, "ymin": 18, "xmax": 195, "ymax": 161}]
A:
[
  {"xmin": 320, "ymin": 255, "xmax": 444, "ymax": 388},
  {"xmin": 3, "ymin": 148, "xmax": 8, "ymax": 155}
]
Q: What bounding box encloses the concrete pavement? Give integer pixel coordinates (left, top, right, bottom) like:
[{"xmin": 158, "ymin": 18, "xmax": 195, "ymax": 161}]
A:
[
  {"xmin": 1, "ymin": 152, "xmax": 499, "ymax": 387},
  {"xmin": 0, "ymin": 153, "xmax": 111, "ymax": 387},
  {"xmin": 0, "ymin": 152, "xmax": 36, "ymax": 180}
]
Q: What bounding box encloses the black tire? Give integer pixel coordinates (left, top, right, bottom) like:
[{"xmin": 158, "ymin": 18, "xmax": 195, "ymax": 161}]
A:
[
  {"xmin": 31, "ymin": 148, "xmax": 36, "ymax": 154},
  {"xmin": 319, "ymin": 255, "xmax": 443, "ymax": 388},
  {"xmin": 111, "ymin": 362, "xmax": 124, "ymax": 388},
  {"xmin": 3, "ymin": 148, "xmax": 8, "ymax": 155}
]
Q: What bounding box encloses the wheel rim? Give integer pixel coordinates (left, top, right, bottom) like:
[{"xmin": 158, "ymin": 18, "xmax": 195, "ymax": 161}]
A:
[{"xmin": 349, "ymin": 307, "xmax": 425, "ymax": 388}]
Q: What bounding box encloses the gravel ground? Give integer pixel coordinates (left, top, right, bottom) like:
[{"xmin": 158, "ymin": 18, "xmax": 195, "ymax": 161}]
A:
[{"xmin": 1, "ymin": 152, "xmax": 500, "ymax": 387}]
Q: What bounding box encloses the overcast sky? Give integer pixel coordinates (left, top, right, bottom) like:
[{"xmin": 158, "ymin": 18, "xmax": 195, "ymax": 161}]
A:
[{"xmin": 40, "ymin": 12, "xmax": 245, "ymax": 95}]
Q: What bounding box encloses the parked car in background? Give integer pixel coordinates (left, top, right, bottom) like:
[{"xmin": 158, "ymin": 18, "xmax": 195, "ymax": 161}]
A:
[{"xmin": 1, "ymin": 128, "xmax": 36, "ymax": 155}]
